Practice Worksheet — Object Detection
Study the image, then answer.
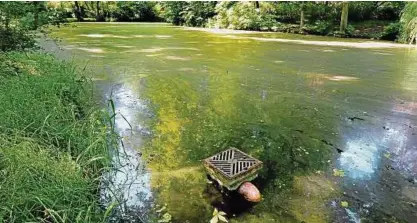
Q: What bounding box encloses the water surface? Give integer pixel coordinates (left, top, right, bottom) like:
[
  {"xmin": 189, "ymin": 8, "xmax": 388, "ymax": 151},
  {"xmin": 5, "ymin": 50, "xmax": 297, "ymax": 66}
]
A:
[{"xmin": 49, "ymin": 23, "xmax": 417, "ymax": 223}]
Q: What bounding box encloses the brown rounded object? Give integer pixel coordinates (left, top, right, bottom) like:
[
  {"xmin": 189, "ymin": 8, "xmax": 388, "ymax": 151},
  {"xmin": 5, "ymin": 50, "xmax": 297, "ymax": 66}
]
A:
[{"xmin": 238, "ymin": 182, "xmax": 261, "ymax": 202}]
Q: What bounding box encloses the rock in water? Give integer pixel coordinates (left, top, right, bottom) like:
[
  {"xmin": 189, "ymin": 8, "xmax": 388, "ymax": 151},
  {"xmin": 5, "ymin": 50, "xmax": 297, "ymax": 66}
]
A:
[{"xmin": 238, "ymin": 182, "xmax": 261, "ymax": 202}]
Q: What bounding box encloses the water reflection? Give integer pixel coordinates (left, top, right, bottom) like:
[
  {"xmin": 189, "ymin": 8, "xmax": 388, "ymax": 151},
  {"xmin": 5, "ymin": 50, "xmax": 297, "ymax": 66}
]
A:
[
  {"xmin": 100, "ymin": 85, "xmax": 153, "ymax": 221},
  {"xmin": 337, "ymin": 97, "xmax": 417, "ymax": 221},
  {"xmin": 339, "ymin": 100, "xmax": 416, "ymax": 180},
  {"xmin": 339, "ymin": 139, "xmax": 379, "ymax": 179}
]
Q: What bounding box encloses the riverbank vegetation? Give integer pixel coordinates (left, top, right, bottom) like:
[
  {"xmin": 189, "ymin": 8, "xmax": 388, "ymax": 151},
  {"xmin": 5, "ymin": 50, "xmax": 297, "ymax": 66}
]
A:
[
  {"xmin": 45, "ymin": 1, "xmax": 417, "ymax": 43},
  {"xmin": 0, "ymin": 51, "xmax": 116, "ymax": 223},
  {"xmin": 0, "ymin": 2, "xmax": 116, "ymax": 222}
]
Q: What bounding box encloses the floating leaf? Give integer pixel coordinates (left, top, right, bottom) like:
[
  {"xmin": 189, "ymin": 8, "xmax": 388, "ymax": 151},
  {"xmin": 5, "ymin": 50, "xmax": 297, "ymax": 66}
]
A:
[
  {"xmin": 212, "ymin": 208, "xmax": 218, "ymax": 216},
  {"xmin": 333, "ymin": 168, "xmax": 345, "ymax": 177},
  {"xmin": 210, "ymin": 216, "xmax": 218, "ymax": 223},
  {"xmin": 341, "ymin": 201, "xmax": 349, "ymax": 207},
  {"xmin": 218, "ymin": 215, "xmax": 228, "ymax": 222},
  {"xmin": 211, "ymin": 208, "xmax": 228, "ymax": 223}
]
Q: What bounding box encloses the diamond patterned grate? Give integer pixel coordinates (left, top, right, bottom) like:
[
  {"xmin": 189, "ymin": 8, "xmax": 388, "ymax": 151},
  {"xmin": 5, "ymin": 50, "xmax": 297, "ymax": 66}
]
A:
[{"xmin": 204, "ymin": 148, "xmax": 262, "ymax": 179}]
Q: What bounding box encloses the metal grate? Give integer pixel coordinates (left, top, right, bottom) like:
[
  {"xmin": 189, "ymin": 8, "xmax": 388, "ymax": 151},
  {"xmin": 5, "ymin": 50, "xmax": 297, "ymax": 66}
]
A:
[{"xmin": 204, "ymin": 148, "xmax": 262, "ymax": 179}]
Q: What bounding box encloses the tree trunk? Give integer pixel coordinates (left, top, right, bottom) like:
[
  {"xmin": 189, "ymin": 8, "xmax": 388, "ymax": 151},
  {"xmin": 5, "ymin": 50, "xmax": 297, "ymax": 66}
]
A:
[
  {"xmin": 33, "ymin": 2, "xmax": 39, "ymax": 30},
  {"xmin": 254, "ymin": 1, "xmax": 260, "ymax": 9},
  {"xmin": 340, "ymin": 2, "xmax": 349, "ymax": 33},
  {"xmin": 74, "ymin": 1, "xmax": 83, "ymax": 22},
  {"xmin": 300, "ymin": 9, "xmax": 304, "ymax": 33},
  {"xmin": 95, "ymin": 1, "xmax": 101, "ymax": 22}
]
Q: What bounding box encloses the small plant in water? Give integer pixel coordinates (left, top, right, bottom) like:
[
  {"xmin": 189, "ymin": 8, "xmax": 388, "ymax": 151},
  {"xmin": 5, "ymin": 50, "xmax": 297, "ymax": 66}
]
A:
[
  {"xmin": 158, "ymin": 213, "xmax": 172, "ymax": 223},
  {"xmin": 333, "ymin": 168, "xmax": 345, "ymax": 177},
  {"xmin": 210, "ymin": 208, "xmax": 228, "ymax": 223},
  {"xmin": 155, "ymin": 204, "xmax": 172, "ymax": 223}
]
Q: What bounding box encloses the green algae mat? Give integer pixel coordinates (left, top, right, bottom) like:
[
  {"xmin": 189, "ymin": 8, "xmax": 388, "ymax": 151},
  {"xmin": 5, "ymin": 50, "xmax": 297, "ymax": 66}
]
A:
[{"xmin": 47, "ymin": 23, "xmax": 417, "ymax": 223}]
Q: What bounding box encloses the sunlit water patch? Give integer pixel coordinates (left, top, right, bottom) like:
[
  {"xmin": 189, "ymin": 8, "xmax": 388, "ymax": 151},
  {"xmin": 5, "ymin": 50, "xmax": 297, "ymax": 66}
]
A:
[
  {"xmin": 165, "ymin": 55, "xmax": 191, "ymax": 61},
  {"xmin": 100, "ymin": 84, "xmax": 153, "ymax": 221},
  {"xmin": 78, "ymin": 34, "xmax": 132, "ymax": 39},
  {"xmin": 155, "ymin": 35, "xmax": 172, "ymax": 39},
  {"xmin": 78, "ymin": 47, "xmax": 104, "ymax": 53},
  {"xmin": 339, "ymin": 139, "xmax": 379, "ymax": 179}
]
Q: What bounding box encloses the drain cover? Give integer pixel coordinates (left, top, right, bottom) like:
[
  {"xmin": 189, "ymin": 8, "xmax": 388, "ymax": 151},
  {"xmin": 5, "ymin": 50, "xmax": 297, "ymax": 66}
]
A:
[{"xmin": 203, "ymin": 147, "xmax": 262, "ymax": 190}]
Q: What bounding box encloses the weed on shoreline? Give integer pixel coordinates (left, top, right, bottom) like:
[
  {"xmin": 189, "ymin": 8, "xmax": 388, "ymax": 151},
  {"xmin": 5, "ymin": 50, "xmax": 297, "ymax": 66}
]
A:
[{"xmin": 0, "ymin": 52, "xmax": 116, "ymax": 222}]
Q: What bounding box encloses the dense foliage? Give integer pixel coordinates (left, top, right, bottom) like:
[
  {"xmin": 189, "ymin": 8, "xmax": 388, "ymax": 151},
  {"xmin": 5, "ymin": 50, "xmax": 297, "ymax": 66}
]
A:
[
  {"xmin": 159, "ymin": 1, "xmax": 415, "ymax": 42},
  {"xmin": 399, "ymin": 2, "xmax": 417, "ymax": 44},
  {"xmin": 0, "ymin": 1, "xmax": 66, "ymax": 51},
  {"xmin": 48, "ymin": 1, "xmax": 162, "ymax": 22},
  {"xmin": 2, "ymin": 1, "xmax": 416, "ymax": 43},
  {"xmin": 45, "ymin": 1, "xmax": 415, "ymax": 42}
]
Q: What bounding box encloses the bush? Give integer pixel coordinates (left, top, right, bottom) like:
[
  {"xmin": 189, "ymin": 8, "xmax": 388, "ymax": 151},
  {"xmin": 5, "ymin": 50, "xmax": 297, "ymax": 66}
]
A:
[
  {"xmin": 113, "ymin": 2, "xmax": 160, "ymax": 22},
  {"xmin": 305, "ymin": 20, "xmax": 334, "ymax": 35},
  {"xmin": 180, "ymin": 2, "xmax": 216, "ymax": 27},
  {"xmin": 381, "ymin": 22, "xmax": 400, "ymax": 40},
  {"xmin": 0, "ymin": 27, "xmax": 35, "ymax": 52},
  {"xmin": 208, "ymin": 2, "xmax": 277, "ymax": 30}
]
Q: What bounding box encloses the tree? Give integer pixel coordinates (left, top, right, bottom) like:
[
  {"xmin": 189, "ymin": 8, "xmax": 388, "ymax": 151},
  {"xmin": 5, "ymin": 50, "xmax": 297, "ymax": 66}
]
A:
[
  {"xmin": 159, "ymin": 2, "xmax": 188, "ymax": 25},
  {"xmin": 340, "ymin": 2, "xmax": 349, "ymax": 33},
  {"xmin": 74, "ymin": 1, "xmax": 83, "ymax": 21},
  {"xmin": 32, "ymin": 2, "xmax": 47, "ymax": 30},
  {"xmin": 400, "ymin": 2, "xmax": 417, "ymax": 44},
  {"xmin": 0, "ymin": 2, "xmax": 27, "ymax": 28},
  {"xmin": 300, "ymin": 3, "xmax": 305, "ymax": 33},
  {"xmin": 95, "ymin": 1, "xmax": 100, "ymax": 21}
]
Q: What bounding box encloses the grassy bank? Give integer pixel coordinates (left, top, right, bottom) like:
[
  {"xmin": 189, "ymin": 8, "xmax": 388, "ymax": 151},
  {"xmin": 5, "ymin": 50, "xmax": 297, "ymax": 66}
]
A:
[{"xmin": 0, "ymin": 52, "xmax": 114, "ymax": 222}]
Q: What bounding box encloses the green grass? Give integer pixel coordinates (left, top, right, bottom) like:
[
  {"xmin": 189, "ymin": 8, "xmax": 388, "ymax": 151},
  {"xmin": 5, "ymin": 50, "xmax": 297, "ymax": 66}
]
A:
[{"xmin": 0, "ymin": 52, "xmax": 115, "ymax": 222}]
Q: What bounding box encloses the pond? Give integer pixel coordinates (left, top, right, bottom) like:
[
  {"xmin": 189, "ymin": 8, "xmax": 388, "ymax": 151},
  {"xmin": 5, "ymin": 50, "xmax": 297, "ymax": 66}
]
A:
[{"xmin": 47, "ymin": 23, "xmax": 417, "ymax": 223}]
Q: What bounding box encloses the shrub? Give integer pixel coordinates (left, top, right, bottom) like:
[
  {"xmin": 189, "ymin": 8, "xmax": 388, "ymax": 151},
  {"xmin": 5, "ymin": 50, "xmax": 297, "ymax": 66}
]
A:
[
  {"xmin": 180, "ymin": 2, "xmax": 216, "ymax": 27},
  {"xmin": 381, "ymin": 22, "xmax": 400, "ymax": 40},
  {"xmin": 399, "ymin": 2, "xmax": 417, "ymax": 44},
  {"xmin": 0, "ymin": 27, "xmax": 35, "ymax": 52},
  {"xmin": 209, "ymin": 2, "xmax": 277, "ymax": 31},
  {"xmin": 305, "ymin": 20, "xmax": 334, "ymax": 35}
]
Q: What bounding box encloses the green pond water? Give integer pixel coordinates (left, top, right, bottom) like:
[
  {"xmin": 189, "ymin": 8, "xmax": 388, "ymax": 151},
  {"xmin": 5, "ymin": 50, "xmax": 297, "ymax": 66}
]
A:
[{"xmin": 47, "ymin": 23, "xmax": 417, "ymax": 223}]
